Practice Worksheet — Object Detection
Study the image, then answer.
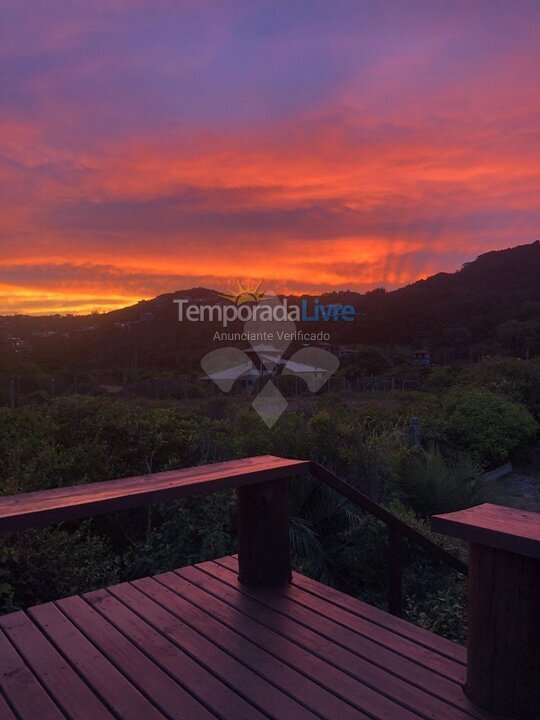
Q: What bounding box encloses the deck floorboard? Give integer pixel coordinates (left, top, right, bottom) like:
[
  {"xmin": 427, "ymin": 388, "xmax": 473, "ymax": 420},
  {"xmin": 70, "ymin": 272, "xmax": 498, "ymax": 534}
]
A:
[
  {"xmin": 0, "ymin": 555, "xmax": 496, "ymax": 720},
  {"xmin": 182, "ymin": 561, "xmax": 487, "ymax": 719}
]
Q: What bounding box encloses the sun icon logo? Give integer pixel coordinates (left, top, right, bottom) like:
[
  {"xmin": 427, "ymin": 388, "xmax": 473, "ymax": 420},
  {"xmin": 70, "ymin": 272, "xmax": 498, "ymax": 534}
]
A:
[{"xmin": 220, "ymin": 280, "xmax": 265, "ymax": 306}]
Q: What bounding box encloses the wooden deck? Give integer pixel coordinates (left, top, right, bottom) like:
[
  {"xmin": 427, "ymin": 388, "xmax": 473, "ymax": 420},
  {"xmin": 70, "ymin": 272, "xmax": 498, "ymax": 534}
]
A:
[{"xmin": 0, "ymin": 555, "xmax": 494, "ymax": 720}]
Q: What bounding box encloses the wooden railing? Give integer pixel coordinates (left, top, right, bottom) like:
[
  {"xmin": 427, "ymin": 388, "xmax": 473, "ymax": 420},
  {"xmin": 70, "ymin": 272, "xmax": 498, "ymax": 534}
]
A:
[
  {"xmin": 0, "ymin": 455, "xmax": 308, "ymax": 589},
  {"xmin": 0, "ymin": 454, "xmax": 466, "ymax": 612},
  {"xmin": 310, "ymin": 462, "xmax": 468, "ymax": 616},
  {"xmin": 0, "ymin": 455, "xmax": 537, "ymax": 715},
  {"xmin": 0, "ymin": 455, "xmax": 308, "ymax": 531}
]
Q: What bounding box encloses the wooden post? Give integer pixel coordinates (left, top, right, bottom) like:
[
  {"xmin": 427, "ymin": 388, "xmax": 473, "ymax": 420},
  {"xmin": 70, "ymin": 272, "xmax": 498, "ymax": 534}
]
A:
[
  {"xmin": 388, "ymin": 526, "xmax": 402, "ymax": 617},
  {"xmin": 237, "ymin": 477, "xmax": 291, "ymax": 587},
  {"xmin": 432, "ymin": 504, "xmax": 540, "ymax": 718}
]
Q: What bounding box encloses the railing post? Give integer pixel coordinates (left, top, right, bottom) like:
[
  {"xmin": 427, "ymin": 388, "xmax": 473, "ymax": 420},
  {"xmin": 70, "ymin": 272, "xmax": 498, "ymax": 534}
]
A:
[
  {"xmin": 388, "ymin": 526, "xmax": 402, "ymax": 617},
  {"xmin": 237, "ymin": 477, "xmax": 292, "ymax": 587},
  {"xmin": 432, "ymin": 504, "xmax": 540, "ymax": 718}
]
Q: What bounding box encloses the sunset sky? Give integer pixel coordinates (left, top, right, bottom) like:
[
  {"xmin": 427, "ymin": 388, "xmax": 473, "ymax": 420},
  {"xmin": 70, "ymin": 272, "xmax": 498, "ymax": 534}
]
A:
[{"xmin": 1, "ymin": 1, "xmax": 539, "ymax": 315}]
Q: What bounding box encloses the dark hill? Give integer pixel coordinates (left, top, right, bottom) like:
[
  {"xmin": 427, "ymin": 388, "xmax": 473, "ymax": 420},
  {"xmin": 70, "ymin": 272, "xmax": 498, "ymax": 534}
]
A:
[{"xmin": 1, "ymin": 241, "xmax": 539, "ymax": 376}]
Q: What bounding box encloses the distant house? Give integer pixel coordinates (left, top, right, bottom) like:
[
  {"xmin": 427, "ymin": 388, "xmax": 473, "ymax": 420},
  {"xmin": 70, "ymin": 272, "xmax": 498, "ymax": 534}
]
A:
[
  {"xmin": 5, "ymin": 336, "xmax": 32, "ymax": 353},
  {"xmin": 201, "ymin": 345, "xmax": 333, "ymax": 393},
  {"xmin": 201, "ymin": 357, "xmax": 264, "ymax": 391},
  {"xmin": 76, "ymin": 325, "xmax": 97, "ymax": 332},
  {"xmin": 412, "ymin": 347, "xmax": 431, "ymax": 366}
]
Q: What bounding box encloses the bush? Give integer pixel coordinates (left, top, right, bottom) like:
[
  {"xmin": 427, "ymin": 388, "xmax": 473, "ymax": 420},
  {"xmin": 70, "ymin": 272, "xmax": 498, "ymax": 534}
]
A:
[
  {"xmin": 461, "ymin": 356, "xmax": 540, "ymax": 412},
  {"xmin": 345, "ymin": 346, "xmax": 392, "ymax": 377},
  {"xmin": 397, "ymin": 446, "xmax": 492, "ymax": 516},
  {"xmin": 0, "ymin": 523, "xmax": 119, "ymax": 613},
  {"xmin": 442, "ymin": 388, "xmax": 538, "ymax": 465}
]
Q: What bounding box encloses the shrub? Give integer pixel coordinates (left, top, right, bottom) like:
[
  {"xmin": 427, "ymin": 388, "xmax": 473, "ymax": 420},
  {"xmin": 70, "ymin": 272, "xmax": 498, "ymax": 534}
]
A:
[
  {"xmin": 0, "ymin": 523, "xmax": 119, "ymax": 614},
  {"xmin": 442, "ymin": 388, "xmax": 538, "ymax": 465},
  {"xmin": 397, "ymin": 446, "xmax": 492, "ymax": 516},
  {"xmin": 461, "ymin": 356, "xmax": 540, "ymax": 412}
]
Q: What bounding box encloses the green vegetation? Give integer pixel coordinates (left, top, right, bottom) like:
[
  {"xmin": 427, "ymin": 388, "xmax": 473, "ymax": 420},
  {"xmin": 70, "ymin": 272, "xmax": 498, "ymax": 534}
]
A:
[
  {"xmin": 441, "ymin": 387, "xmax": 538, "ymax": 465},
  {"xmin": 397, "ymin": 446, "xmax": 491, "ymax": 516},
  {"xmin": 0, "ymin": 355, "xmax": 538, "ymax": 648}
]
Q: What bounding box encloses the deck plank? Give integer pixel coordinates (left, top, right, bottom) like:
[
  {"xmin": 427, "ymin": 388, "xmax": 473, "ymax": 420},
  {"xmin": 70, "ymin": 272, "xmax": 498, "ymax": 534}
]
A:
[
  {"xmin": 215, "ymin": 556, "xmax": 466, "ymax": 678},
  {"xmin": 0, "ymin": 628, "xmax": 66, "ymax": 720},
  {"xmin": 0, "ymin": 555, "xmax": 500, "ymax": 720},
  {"xmin": 83, "ymin": 588, "xmax": 268, "ymax": 720},
  {"xmin": 137, "ymin": 575, "xmax": 371, "ymax": 720},
  {"xmin": 107, "ymin": 580, "xmax": 318, "ymax": 720},
  {"xmin": 0, "ymin": 692, "xmax": 17, "ymax": 720},
  {"xmin": 174, "ymin": 563, "xmax": 486, "ymax": 720},
  {"xmin": 28, "ymin": 602, "xmax": 168, "ymax": 720},
  {"xmin": 184, "ymin": 563, "xmax": 478, "ymax": 713},
  {"xmin": 0, "ymin": 610, "xmax": 115, "ymax": 720},
  {"xmin": 139, "ymin": 575, "xmax": 427, "ymax": 720},
  {"xmin": 215, "ymin": 557, "xmax": 466, "ymax": 683},
  {"xmin": 55, "ymin": 595, "xmax": 216, "ymax": 720},
  {"xmin": 281, "ymin": 563, "xmax": 466, "ymax": 664}
]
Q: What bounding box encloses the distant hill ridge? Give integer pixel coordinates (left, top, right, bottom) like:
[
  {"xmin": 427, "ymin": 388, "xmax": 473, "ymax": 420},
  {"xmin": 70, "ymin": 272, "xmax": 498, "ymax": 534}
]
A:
[{"xmin": 1, "ymin": 241, "xmax": 539, "ymax": 371}]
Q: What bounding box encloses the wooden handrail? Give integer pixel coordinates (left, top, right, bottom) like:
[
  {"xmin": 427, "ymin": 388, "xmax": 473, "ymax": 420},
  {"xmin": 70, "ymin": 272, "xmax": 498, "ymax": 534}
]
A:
[
  {"xmin": 0, "ymin": 455, "xmax": 309, "ymax": 532},
  {"xmin": 0, "ymin": 455, "xmax": 311, "ymax": 589},
  {"xmin": 431, "ymin": 502, "xmax": 540, "ymax": 559},
  {"xmin": 310, "ymin": 462, "xmax": 468, "ymax": 616},
  {"xmin": 311, "ymin": 462, "xmax": 468, "ymax": 573},
  {"xmin": 0, "ymin": 455, "xmax": 468, "ymax": 608}
]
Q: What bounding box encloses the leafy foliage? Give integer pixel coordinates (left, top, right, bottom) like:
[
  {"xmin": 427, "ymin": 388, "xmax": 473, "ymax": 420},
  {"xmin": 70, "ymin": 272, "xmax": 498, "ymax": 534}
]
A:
[
  {"xmin": 442, "ymin": 388, "xmax": 538, "ymax": 465},
  {"xmin": 397, "ymin": 446, "xmax": 492, "ymax": 516}
]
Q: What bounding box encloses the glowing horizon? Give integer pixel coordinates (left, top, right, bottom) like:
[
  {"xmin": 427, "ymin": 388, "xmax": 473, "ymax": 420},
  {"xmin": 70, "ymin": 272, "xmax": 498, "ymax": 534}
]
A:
[{"xmin": 1, "ymin": 1, "xmax": 539, "ymax": 315}]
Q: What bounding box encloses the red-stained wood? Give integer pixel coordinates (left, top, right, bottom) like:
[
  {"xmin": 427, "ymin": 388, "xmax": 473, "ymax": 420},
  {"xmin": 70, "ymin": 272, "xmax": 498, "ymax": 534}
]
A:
[
  {"xmin": 237, "ymin": 477, "xmax": 291, "ymax": 586},
  {"xmin": 136, "ymin": 574, "xmax": 368, "ymax": 720},
  {"xmin": 431, "ymin": 503, "xmax": 540, "ymax": 559},
  {"xmin": 0, "ymin": 554, "xmax": 501, "ymax": 720},
  {"xmin": 28, "ymin": 603, "xmax": 168, "ymax": 720},
  {"xmin": 465, "ymin": 543, "xmax": 540, "ymax": 718},
  {"xmin": 139, "ymin": 572, "xmax": 419, "ymax": 720},
  {"xmin": 246, "ymin": 555, "xmax": 467, "ymax": 665},
  {"xmin": 209, "ymin": 557, "xmax": 468, "ymax": 683},
  {"xmin": 0, "ymin": 629, "xmax": 66, "ymax": 720},
  {"xmin": 54, "ymin": 595, "xmax": 214, "ymax": 720},
  {"xmin": 432, "ymin": 504, "xmax": 540, "ymax": 718},
  {"xmin": 0, "ymin": 455, "xmax": 309, "ymax": 531},
  {"xmin": 83, "ymin": 588, "xmax": 265, "ymax": 720},
  {"xmin": 0, "ymin": 610, "xmax": 115, "ymax": 720},
  {"xmin": 106, "ymin": 580, "xmax": 318, "ymax": 720},
  {"xmin": 0, "ymin": 693, "xmax": 17, "ymax": 720},
  {"xmin": 181, "ymin": 561, "xmax": 489, "ymax": 720}
]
